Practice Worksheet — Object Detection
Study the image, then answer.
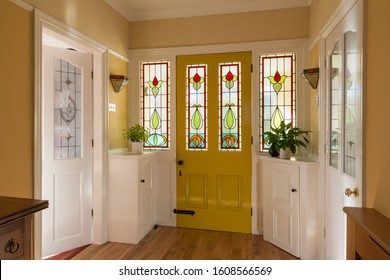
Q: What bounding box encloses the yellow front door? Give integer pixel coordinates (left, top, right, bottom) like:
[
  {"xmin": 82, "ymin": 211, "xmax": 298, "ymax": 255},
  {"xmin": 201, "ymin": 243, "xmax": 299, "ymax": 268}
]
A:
[{"xmin": 176, "ymin": 52, "xmax": 252, "ymax": 233}]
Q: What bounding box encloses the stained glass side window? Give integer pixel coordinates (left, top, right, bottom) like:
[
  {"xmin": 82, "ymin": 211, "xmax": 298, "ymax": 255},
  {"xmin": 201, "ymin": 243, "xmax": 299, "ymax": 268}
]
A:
[
  {"xmin": 186, "ymin": 64, "xmax": 207, "ymax": 151},
  {"xmin": 259, "ymin": 53, "xmax": 296, "ymax": 151},
  {"xmin": 141, "ymin": 61, "xmax": 170, "ymax": 150},
  {"xmin": 54, "ymin": 58, "xmax": 82, "ymax": 160},
  {"xmin": 219, "ymin": 62, "xmax": 241, "ymax": 151}
]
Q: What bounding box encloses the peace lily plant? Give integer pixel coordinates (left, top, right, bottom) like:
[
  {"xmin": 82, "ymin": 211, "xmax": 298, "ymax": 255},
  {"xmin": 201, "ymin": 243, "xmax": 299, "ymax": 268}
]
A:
[{"xmin": 264, "ymin": 121, "xmax": 310, "ymax": 159}]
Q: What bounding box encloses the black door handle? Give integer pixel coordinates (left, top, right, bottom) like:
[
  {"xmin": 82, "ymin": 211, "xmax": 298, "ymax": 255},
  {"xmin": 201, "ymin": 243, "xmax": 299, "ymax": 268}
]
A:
[{"xmin": 178, "ymin": 160, "xmax": 184, "ymax": 166}]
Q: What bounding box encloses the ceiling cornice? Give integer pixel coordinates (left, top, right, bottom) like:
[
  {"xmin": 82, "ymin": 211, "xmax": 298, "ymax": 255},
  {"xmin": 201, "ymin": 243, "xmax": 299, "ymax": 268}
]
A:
[{"xmin": 105, "ymin": 0, "xmax": 311, "ymax": 22}]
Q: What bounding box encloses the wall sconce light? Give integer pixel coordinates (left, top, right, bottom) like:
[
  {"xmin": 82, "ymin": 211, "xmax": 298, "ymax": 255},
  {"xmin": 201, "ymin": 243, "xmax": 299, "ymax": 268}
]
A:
[
  {"xmin": 301, "ymin": 67, "xmax": 319, "ymax": 89},
  {"xmin": 110, "ymin": 75, "xmax": 128, "ymax": 93}
]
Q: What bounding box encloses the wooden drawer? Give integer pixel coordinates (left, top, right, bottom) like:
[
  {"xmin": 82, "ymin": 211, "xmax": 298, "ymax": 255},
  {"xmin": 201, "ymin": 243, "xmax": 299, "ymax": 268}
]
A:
[
  {"xmin": 355, "ymin": 223, "xmax": 390, "ymax": 260},
  {"xmin": 0, "ymin": 218, "xmax": 29, "ymax": 260}
]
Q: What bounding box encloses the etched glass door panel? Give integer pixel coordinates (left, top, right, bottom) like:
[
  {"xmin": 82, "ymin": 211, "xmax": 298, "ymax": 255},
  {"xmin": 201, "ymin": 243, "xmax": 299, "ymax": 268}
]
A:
[
  {"xmin": 344, "ymin": 31, "xmax": 358, "ymax": 177},
  {"xmin": 330, "ymin": 42, "xmax": 342, "ymax": 168},
  {"xmin": 54, "ymin": 58, "xmax": 82, "ymax": 159}
]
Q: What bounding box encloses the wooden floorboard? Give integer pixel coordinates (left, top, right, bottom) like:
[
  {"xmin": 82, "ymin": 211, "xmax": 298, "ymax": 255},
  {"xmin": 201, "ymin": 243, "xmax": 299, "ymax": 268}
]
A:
[{"xmin": 72, "ymin": 226, "xmax": 297, "ymax": 260}]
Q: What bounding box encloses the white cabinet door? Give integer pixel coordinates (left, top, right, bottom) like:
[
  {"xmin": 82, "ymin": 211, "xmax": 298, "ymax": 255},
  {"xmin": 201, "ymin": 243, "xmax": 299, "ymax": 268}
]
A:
[
  {"xmin": 263, "ymin": 162, "xmax": 299, "ymax": 257},
  {"xmin": 139, "ymin": 157, "xmax": 156, "ymax": 238}
]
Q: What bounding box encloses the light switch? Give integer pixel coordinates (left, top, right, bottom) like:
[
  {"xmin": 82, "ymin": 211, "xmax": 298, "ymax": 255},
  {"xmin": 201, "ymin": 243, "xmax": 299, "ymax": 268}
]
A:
[{"xmin": 108, "ymin": 103, "xmax": 116, "ymax": 112}]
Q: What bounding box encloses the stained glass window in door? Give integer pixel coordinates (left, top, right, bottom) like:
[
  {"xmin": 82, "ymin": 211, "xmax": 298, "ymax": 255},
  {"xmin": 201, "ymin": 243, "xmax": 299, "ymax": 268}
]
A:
[
  {"xmin": 141, "ymin": 61, "xmax": 170, "ymax": 149},
  {"xmin": 259, "ymin": 53, "xmax": 296, "ymax": 151},
  {"xmin": 219, "ymin": 62, "xmax": 241, "ymax": 151},
  {"xmin": 344, "ymin": 31, "xmax": 357, "ymax": 177},
  {"xmin": 330, "ymin": 43, "xmax": 341, "ymax": 168},
  {"xmin": 186, "ymin": 64, "xmax": 207, "ymax": 150},
  {"xmin": 54, "ymin": 58, "xmax": 82, "ymax": 159}
]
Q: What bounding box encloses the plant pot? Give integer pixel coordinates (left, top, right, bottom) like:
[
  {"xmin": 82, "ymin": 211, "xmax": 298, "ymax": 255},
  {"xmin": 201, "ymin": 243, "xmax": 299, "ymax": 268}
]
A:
[
  {"xmin": 129, "ymin": 141, "xmax": 143, "ymax": 153},
  {"xmin": 279, "ymin": 148, "xmax": 291, "ymax": 159},
  {"xmin": 269, "ymin": 144, "xmax": 279, "ymax": 157}
]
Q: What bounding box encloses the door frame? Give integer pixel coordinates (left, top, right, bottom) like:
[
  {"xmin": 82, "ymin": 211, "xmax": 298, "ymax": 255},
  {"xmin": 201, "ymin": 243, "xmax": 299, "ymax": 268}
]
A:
[
  {"xmin": 318, "ymin": 0, "xmax": 365, "ymax": 259},
  {"xmin": 34, "ymin": 10, "xmax": 109, "ymax": 259},
  {"xmin": 128, "ymin": 39, "xmax": 308, "ymax": 234}
]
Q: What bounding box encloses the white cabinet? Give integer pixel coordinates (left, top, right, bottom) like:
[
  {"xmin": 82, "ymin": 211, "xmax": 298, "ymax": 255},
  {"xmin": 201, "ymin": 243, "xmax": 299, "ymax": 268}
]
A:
[
  {"xmin": 260, "ymin": 156, "xmax": 319, "ymax": 259},
  {"xmin": 108, "ymin": 152, "xmax": 157, "ymax": 244}
]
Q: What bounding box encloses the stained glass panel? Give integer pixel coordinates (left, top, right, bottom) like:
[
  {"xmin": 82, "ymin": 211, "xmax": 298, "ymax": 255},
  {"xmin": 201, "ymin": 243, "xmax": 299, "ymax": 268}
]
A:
[
  {"xmin": 219, "ymin": 62, "xmax": 241, "ymax": 151},
  {"xmin": 186, "ymin": 64, "xmax": 207, "ymax": 150},
  {"xmin": 259, "ymin": 53, "xmax": 296, "ymax": 151},
  {"xmin": 141, "ymin": 61, "xmax": 170, "ymax": 149},
  {"xmin": 54, "ymin": 58, "xmax": 82, "ymax": 160}
]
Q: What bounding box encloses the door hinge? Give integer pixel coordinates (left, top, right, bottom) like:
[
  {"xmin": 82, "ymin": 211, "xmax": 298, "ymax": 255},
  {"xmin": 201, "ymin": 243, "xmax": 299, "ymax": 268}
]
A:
[
  {"xmin": 91, "ymin": 139, "xmax": 94, "ymax": 147},
  {"xmin": 251, "ymin": 208, "xmax": 253, "ymax": 217},
  {"xmin": 251, "ymin": 64, "xmax": 253, "ymax": 73},
  {"xmin": 323, "ymin": 228, "xmax": 326, "ymax": 238},
  {"xmin": 91, "ymin": 71, "xmax": 94, "ymax": 79},
  {"xmin": 251, "ymin": 136, "xmax": 253, "ymax": 145},
  {"xmin": 91, "ymin": 209, "xmax": 94, "ymax": 217}
]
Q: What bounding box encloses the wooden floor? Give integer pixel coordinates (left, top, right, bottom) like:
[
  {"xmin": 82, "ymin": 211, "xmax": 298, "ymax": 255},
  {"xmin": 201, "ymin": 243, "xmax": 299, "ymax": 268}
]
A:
[
  {"xmin": 72, "ymin": 226, "xmax": 297, "ymax": 260},
  {"xmin": 44, "ymin": 245, "xmax": 90, "ymax": 260}
]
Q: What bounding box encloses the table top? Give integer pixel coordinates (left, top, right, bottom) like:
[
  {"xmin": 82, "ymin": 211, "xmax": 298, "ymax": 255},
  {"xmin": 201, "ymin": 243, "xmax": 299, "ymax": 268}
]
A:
[
  {"xmin": 0, "ymin": 196, "xmax": 48, "ymax": 226},
  {"xmin": 343, "ymin": 207, "xmax": 390, "ymax": 255}
]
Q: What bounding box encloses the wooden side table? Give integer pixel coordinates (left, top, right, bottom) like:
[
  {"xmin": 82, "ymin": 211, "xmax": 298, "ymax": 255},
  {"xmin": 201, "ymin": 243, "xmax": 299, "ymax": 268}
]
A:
[
  {"xmin": 0, "ymin": 196, "xmax": 48, "ymax": 260},
  {"xmin": 343, "ymin": 207, "xmax": 390, "ymax": 260}
]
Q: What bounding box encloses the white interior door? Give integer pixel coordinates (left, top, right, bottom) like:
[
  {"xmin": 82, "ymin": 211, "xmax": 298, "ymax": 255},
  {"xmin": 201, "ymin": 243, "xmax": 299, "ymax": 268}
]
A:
[
  {"xmin": 42, "ymin": 46, "xmax": 93, "ymax": 257},
  {"xmin": 325, "ymin": 0, "xmax": 363, "ymax": 260}
]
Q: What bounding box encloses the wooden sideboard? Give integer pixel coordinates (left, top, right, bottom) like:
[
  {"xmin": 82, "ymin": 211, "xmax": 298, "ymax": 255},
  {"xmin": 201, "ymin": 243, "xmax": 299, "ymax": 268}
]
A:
[
  {"xmin": 344, "ymin": 207, "xmax": 390, "ymax": 260},
  {"xmin": 0, "ymin": 196, "xmax": 48, "ymax": 260}
]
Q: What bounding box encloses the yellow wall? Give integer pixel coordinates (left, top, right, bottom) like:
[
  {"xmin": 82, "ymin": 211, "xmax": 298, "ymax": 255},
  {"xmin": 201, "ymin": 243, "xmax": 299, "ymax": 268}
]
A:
[
  {"xmin": 309, "ymin": 0, "xmax": 342, "ymax": 40},
  {"xmin": 0, "ymin": 1, "xmax": 33, "ymax": 198},
  {"xmin": 129, "ymin": 7, "xmax": 309, "ymax": 49},
  {"xmin": 108, "ymin": 53, "xmax": 128, "ymax": 150},
  {"xmin": 0, "ymin": 0, "xmax": 129, "ymax": 199},
  {"xmin": 365, "ymin": 0, "xmax": 390, "ymax": 217}
]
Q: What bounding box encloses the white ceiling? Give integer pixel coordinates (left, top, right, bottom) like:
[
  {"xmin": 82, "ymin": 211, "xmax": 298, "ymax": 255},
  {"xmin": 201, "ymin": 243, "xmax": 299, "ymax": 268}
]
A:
[{"xmin": 105, "ymin": 0, "xmax": 312, "ymax": 22}]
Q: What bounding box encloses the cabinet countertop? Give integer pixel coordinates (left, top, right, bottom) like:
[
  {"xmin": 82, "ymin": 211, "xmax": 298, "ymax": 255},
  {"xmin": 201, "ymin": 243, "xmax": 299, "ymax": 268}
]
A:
[
  {"xmin": 343, "ymin": 207, "xmax": 390, "ymax": 255},
  {"xmin": 258, "ymin": 154, "xmax": 319, "ymax": 165},
  {"xmin": 0, "ymin": 196, "xmax": 49, "ymax": 226}
]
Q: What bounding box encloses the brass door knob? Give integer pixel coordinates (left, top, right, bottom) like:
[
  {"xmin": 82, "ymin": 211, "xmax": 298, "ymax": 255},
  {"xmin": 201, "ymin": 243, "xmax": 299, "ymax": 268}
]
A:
[{"xmin": 345, "ymin": 187, "xmax": 359, "ymax": 198}]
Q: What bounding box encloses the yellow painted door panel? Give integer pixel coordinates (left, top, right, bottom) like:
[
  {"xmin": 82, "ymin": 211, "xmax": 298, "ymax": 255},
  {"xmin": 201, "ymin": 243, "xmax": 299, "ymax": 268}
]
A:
[{"xmin": 176, "ymin": 52, "xmax": 252, "ymax": 233}]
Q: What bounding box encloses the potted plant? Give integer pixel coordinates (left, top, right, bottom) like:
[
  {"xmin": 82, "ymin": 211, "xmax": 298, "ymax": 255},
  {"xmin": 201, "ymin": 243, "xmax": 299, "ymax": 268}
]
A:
[
  {"xmin": 123, "ymin": 124, "xmax": 149, "ymax": 153},
  {"xmin": 264, "ymin": 128, "xmax": 281, "ymax": 157},
  {"xmin": 264, "ymin": 121, "xmax": 309, "ymax": 159}
]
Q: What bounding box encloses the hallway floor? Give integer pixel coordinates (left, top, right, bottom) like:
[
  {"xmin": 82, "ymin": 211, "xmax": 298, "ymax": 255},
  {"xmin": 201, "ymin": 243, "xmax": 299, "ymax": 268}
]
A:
[{"xmin": 71, "ymin": 226, "xmax": 297, "ymax": 260}]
